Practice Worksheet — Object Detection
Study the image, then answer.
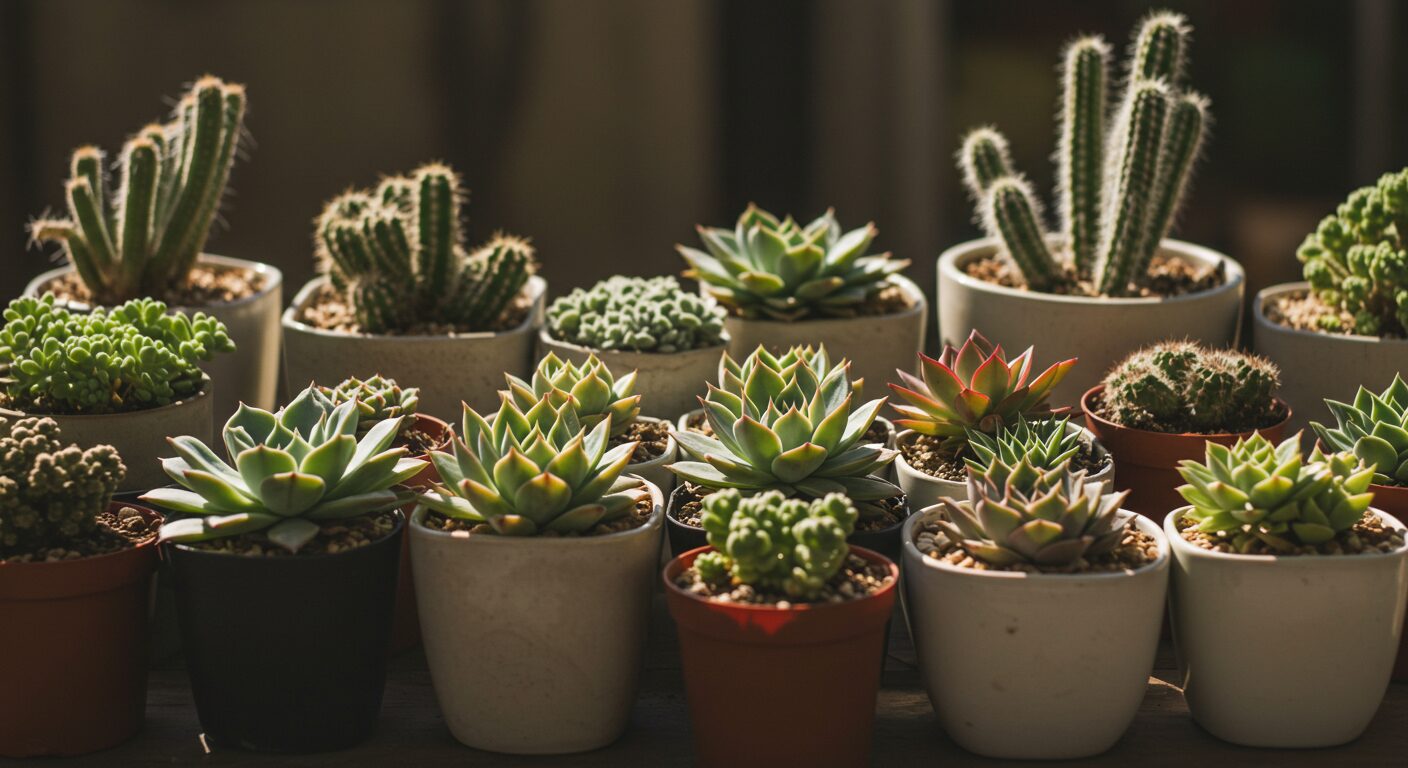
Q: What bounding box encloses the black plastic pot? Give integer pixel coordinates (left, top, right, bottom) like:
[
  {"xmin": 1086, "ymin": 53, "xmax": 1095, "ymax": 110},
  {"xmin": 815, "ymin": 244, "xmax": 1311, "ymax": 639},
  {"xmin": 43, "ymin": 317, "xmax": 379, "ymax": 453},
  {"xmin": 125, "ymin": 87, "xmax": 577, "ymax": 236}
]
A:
[{"xmin": 164, "ymin": 512, "xmax": 404, "ymax": 753}]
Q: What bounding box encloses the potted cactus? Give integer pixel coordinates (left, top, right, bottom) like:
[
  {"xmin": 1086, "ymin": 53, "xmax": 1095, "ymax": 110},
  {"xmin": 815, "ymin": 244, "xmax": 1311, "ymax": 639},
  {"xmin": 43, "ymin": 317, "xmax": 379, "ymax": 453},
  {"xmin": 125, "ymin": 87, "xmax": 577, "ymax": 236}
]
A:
[
  {"xmin": 664, "ymin": 490, "xmax": 897, "ymax": 767},
  {"xmin": 541, "ymin": 275, "xmax": 729, "ymax": 416},
  {"xmin": 409, "ymin": 395, "xmax": 662, "ymax": 754},
  {"xmin": 0, "ymin": 295, "xmax": 232, "ymax": 492},
  {"xmin": 1253, "ymin": 168, "xmax": 1408, "ymax": 432},
  {"xmin": 666, "ymin": 345, "xmax": 904, "ymax": 560},
  {"xmin": 0, "ymin": 417, "xmax": 160, "ymax": 757},
  {"xmin": 24, "ymin": 76, "xmax": 282, "ymax": 417},
  {"xmin": 282, "ymin": 162, "xmax": 545, "ymax": 417},
  {"xmin": 140, "ymin": 385, "xmax": 424, "ymax": 753},
  {"xmin": 1166, "ymin": 434, "xmax": 1407, "ymax": 747},
  {"xmin": 902, "ymin": 456, "xmax": 1166, "ymax": 759},
  {"xmin": 679, "ymin": 205, "xmax": 925, "ymax": 395},
  {"xmin": 940, "ymin": 12, "xmax": 1243, "ymax": 406},
  {"xmin": 1083, "ymin": 341, "xmax": 1290, "ymax": 519}
]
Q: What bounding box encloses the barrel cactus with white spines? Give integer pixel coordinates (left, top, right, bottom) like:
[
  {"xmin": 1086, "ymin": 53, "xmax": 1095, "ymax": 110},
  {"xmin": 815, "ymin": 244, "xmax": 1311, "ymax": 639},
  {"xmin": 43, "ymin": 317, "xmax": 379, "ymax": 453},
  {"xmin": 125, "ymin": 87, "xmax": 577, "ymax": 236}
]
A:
[
  {"xmin": 546, "ymin": 275, "xmax": 726, "ymax": 353},
  {"xmin": 1100, "ymin": 341, "xmax": 1281, "ymax": 434},
  {"xmin": 694, "ymin": 489, "xmax": 858, "ymax": 600},
  {"xmin": 504, "ymin": 352, "xmax": 641, "ymax": 438},
  {"xmin": 1312, "ymin": 375, "xmax": 1408, "ymax": 486}
]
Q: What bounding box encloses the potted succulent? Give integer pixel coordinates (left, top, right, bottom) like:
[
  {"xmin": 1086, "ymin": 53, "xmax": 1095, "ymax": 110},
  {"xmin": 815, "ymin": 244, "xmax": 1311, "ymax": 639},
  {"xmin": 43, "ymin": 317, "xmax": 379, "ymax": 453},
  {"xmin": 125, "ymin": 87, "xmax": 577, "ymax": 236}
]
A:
[
  {"xmin": 410, "ymin": 395, "xmax": 661, "ymax": 754},
  {"xmin": 141, "ymin": 385, "xmax": 424, "ymax": 753},
  {"xmin": 678, "ymin": 205, "xmax": 925, "ymax": 395},
  {"xmin": 666, "ymin": 345, "xmax": 904, "ymax": 561},
  {"xmin": 540, "ymin": 275, "xmax": 729, "ymax": 416},
  {"xmin": 1083, "ymin": 341, "xmax": 1291, "ymax": 519},
  {"xmin": 282, "ymin": 162, "xmax": 545, "ymax": 418},
  {"xmin": 0, "ymin": 417, "xmax": 160, "ymax": 757},
  {"xmin": 664, "ymin": 489, "xmax": 897, "ymax": 767},
  {"xmin": 24, "ymin": 76, "xmax": 282, "ymax": 417},
  {"xmin": 940, "ymin": 12, "xmax": 1243, "ymax": 406},
  {"xmin": 889, "ymin": 330, "xmax": 1082, "ymax": 509},
  {"xmin": 1167, "ymin": 434, "xmax": 1407, "ymax": 747},
  {"xmin": 0, "ymin": 294, "xmax": 232, "ymax": 492},
  {"xmin": 903, "ymin": 456, "xmax": 1166, "ymax": 759},
  {"xmin": 1253, "ymin": 168, "xmax": 1408, "ymax": 432}
]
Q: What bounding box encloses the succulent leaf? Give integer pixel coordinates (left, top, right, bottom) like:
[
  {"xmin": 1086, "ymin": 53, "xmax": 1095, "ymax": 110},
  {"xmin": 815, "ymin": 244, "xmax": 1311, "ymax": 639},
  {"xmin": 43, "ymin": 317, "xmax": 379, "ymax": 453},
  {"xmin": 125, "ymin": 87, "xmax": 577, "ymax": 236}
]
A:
[
  {"xmin": 696, "ymin": 489, "xmax": 858, "ymax": 600},
  {"xmin": 1312, "ymin": 374, "xmax": 1408, "ymax": 486}
]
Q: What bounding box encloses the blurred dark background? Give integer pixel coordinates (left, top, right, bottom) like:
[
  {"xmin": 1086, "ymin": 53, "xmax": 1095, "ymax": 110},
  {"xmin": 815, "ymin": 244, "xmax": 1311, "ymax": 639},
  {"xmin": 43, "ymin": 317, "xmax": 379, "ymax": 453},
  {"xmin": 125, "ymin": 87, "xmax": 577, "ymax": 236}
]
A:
[{"xmin": 1, "ymin": 0, "xmax": 1404, "ymax": 311}]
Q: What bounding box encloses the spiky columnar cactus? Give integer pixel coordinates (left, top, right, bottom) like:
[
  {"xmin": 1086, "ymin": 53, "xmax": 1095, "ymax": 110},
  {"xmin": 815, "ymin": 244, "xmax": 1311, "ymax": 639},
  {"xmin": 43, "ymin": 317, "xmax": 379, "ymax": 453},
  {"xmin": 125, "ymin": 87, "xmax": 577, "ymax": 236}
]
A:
[
  {"xmin": 1100, "ymin": 341, "xmax": 1281, "ymax": 434},
  {"xmin": 546, "ymin": 276, "xmax": 727, "ymax": 353},
  {"xmin": 1312, "ymin": 375, "xmax": 1408, "ymax": 486},
  {"xmin": 29, "ymin": 76, "xmax": 246, "ymax": 305},
  {"xmin": 964, "ymin": 417, "xmax": 1083, "ymax": 475},
  {"xmin": 504, "ymin": 352, "xmax": 641, "ymax": 438},
  {"xmin": 1296, "ymin": 169, "xmax": 1408, "ymax": 337},
  {"xmin": 0, "ymin": 416, "xmax": 125, "ymax": 556},
  {"xmin": 316, "ymin": 163, "xmax": 537, "ymax": 334},
  {"xmin": 1058, "ymin": 37, "xmax": 1111, "ymax": 274},
  {"xmin": 318, "ymin": 375, "xmax": 420, "ymax": 437},
  {"xmin": 984, "ymin": 178, "xmax": 1061, "ymax": 291},
  {"xmin": 0, "ymin": 295, "xmax": 234, "ymax": 415},
  {"xmin": 694, "ymin": 489, "xmax": 857, "ymax": 599}
]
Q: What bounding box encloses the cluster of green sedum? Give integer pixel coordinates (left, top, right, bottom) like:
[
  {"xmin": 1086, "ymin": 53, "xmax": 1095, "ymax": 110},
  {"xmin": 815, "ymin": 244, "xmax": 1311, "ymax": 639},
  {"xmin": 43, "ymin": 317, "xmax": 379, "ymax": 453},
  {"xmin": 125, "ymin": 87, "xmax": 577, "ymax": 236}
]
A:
[
  {"xmin": 547, "ymin": 276, "xmax": 726, "ymax": 353},
  {"xmin": 0, "ymin": 416, "xmax": 125, "ymax": 556}
]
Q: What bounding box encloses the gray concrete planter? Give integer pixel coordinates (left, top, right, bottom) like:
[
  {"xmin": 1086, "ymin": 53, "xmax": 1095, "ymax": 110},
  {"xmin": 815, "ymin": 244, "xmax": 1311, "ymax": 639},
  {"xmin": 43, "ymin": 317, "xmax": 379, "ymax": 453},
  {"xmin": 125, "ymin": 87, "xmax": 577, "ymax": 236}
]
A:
[
  {"xmin": 281, "ymin": 276, "xmax": 546, "ymax": 418},
  {"xmin": 937, "ymin": 238, "xmax": 1244, "ymax": 408},
  {"xmin": 1252, "ymin": 282, "xmax": 1408, "ymax": 434},
  {"xmin": 537, "ymin": 330, "xmax": 727, "ymax": 418},
  {"xmin": 25, "ymin": 254, "xmax": 284, "ymax": 419}
]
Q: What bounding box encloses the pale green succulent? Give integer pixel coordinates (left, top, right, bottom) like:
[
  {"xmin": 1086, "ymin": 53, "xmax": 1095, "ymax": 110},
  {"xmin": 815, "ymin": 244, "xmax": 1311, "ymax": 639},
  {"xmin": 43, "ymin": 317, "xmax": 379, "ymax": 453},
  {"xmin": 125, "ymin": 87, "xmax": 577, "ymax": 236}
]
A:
[
  {"xmin": 1312, "ymin": 375, "xmax": 1408, "ymax": 486},
  {"xmin": 318, "ymin": 375, "xmax": 420, "ymax": 437},
  {"xmin": 695, "ymin": 489, "xmax": 858, "ymax": 599},
  {"xmin": 965, "ymin": 416, "xmax": 1084, "ymax": 475},
  {"xmin": 504, "ymin": 352, "xmax": 640, "ymax": 438}
]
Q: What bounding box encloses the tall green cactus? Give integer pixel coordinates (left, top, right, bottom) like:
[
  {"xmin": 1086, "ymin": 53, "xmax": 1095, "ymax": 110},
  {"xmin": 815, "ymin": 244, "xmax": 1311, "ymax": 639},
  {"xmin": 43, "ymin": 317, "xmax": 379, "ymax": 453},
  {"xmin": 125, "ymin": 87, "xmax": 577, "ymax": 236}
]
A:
[
  {"xmin": 959, "ymin": 127, "xmax": 1014, "ymax": 200},
  {"xmin": 1136, "ymin": 92, "xmax": 1208, "ymax": 280},
  {"xmin": 29, "ymin": 76, "xmax": 246, "ymax": 305},
  {"xmin": 1095, "ymin": 81, "xmax": 1170, "ymax": 295},
  {"xmin": 1131, "ymin": 11, "xmax": 1188, "ymax": 84},
  {"xmin": 983, "ymin": 178, "xmax": 1060, "ymax": 290},
  {"xmin": 1057, "ymin": 36, "xmax": 1110, "ymax": 277}
]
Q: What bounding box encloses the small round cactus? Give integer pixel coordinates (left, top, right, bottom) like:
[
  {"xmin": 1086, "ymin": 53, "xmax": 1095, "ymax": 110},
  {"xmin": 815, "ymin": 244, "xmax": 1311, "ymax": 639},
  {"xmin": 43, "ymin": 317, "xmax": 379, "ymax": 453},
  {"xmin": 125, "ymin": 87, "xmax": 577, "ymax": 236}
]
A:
[
  {"xmin": 695, "ymin": 489, "xmax": 858, "ymax": 599},
  {"xmin": 1100, "ymin": 341, "xmax": 1281, "ymax": 434},
  {"xmin": 318, "ymin": 375, "xmax": 420, "ymax": 436},
  {"xmin": 546, "ymin": 276, "xmax": 726, "ymax": 353},
  {"xmin": 0, "ymin": 416, "xmax": 125, "ymax": 556}
]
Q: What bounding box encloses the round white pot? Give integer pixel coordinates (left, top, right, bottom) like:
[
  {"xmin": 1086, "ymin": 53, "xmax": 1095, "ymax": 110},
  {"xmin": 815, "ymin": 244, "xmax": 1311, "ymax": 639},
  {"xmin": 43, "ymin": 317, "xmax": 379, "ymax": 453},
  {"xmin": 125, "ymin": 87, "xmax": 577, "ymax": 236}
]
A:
[
  {"xmin": 1165, "ymin": 507, "xmax": 1408, "ymax": 747},
  {"xmin": 25, "ymin": 254, "xmax": 284, "ymax": 418},
  {"xmin": 409, "ymin": 480, "xmax": 664, "ymax": 754},
  {"xmin": 902, "ymin": 508, "xmax": 1169, "ymax": 759},
  {"xmin": 1252, "ymin": 282, "xmax": 1408, "ymax": 434},
  {"xmin": 717, "ymin": 275, "xmax": 927, "ymax": 400},
  {"xmin": 536, "ymin": 330, "xmax": 726, "ymax": 418},
  {"xmin": 937, "ymin": 238, "xmax": 1244, "ymax": 408},
  {"xmin": 281, "ymin": 276, "xmax": 545, "ymax": 419}
]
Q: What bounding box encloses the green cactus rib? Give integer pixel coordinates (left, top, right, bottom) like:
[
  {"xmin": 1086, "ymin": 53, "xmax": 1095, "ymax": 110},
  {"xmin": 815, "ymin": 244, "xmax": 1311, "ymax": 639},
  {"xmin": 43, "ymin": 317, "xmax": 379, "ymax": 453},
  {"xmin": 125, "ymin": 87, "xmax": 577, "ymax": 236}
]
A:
[
  {"xmin": 1131, "ymin": 11, "xmax": 1189, "ymax": 85},
  {"xmin": 71, "ymin": 147, "xmax": 108, "ymax": 233},
  {"xmin": 1096, "ymin": 80, "xmax": 1170, "ymax": 296},
  {"xmin": 116, "ymin": 139, "xmax": 159, "ymax": 298},
  {"xmin": 959, "ymin": 127, "xmax": 1014, "ymax": 201},
  {"xmin": 172, "ymin": 84, "xmax": 246, "ymax": 279},
  {"xmin": 459, "ymin": 236, "xmax": 532, "ymax": 328},
  {"xmin": 148, "ymin": 79, "xmax": 229, "ymax": 287},
  {"xmin": 415, "ymin": 165, "xmax": 459, "ymax": 308},
  {"xmin": 65, "ymin": 176, "xmax": 117, "ymax": 278},
  {"xmin": 1137, "ymin": 91, "xmax": 1207, "ymax": 278},
  {"xmin": 1058, "ymin": 36, "xmax": 1109, "ymax": 277},
  {"xmin": 983, "ymin": 177, "xmax": 1060, "ymax": 290}
]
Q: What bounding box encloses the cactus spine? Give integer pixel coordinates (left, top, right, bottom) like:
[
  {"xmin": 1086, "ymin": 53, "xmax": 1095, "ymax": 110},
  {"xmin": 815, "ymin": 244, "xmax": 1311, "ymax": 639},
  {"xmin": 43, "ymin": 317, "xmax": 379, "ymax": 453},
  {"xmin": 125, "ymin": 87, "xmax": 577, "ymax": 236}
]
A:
[
  {"xmin": 983, "ymin": 178, "xmax": 1059, "ymax": 290},
  {"xmin": 1136, "ymin": 92, "xmax": 1208, "ymax": 278},
  {"xmin": 1058, "ymin": 36, "xmax": 1110, "ymax": 277},
  {"xmin": 1095, "ymin": 80, "xmax": 1170, "ymax": 295},
  {"xmin": 959, "ymin": 128, "xmax": 1015, "ymax": 200}
]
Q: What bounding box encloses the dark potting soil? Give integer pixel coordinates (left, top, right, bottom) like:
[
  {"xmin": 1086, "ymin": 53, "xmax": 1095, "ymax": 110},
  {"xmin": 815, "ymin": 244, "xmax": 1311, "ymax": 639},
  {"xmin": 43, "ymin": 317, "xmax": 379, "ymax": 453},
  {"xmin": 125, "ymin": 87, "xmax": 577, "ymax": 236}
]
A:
[
  {"xmin": 397, "ymin": 425, "xmax": 446, "ymax": 456},
  {"xmin": 1264, "ymin": 289, "xmax": 1405, "ymax": 339},
  {"xmin": 913, "ymin": 517, "xmax": 1159, "ymax": 574},
  {"xmin": 963, "ymin": 252, "xmax": 1223, "ymax": 298},
  {"xmin": 423, "ymin": 491, "xmax": 654, "ymax": 538},
  {"xmin": 675, "ymin": 552, "xmax": 893, "ymax": 607},
  {"xmin": 44, "ymin": 264, "xmax": 265, "ymax": 307},
  {"xmin": 686, "ymin": 411, "xmax": 890, "ymax": 447},
  {"xmin": 1177, "ymin": 512, "xmax": 1407, "ymax": 556},
  {"xmin": 672, "ymin": 483, "xmax": 902, "ymax": 532},
  {"xmin": 0, "ymin": 505, "xmax": 157, "ymax": 563},
  {"xmin": 296, "ymin": 282, "xmax": 532, "ymax": 335},
  {"xmin": 610, "ymin": 419, "xmax": 670, "ymax": 464},
  {"xmin": 901, "ymin": 433, "xmax": 1110, "ymax": 482},
  {"xmin": 1089, "ymin": 390, "xmax": 1288, "ymax": 436},
  {"xmin": 179, "ymin": 510, "xmax": 399, "ymax": 557}
]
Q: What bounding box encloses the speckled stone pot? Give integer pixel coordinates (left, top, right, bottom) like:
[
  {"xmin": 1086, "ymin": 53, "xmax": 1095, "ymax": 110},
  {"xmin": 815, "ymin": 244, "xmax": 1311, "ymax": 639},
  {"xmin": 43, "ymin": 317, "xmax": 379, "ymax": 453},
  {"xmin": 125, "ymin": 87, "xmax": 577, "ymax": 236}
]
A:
[{"xmin": 537, "ymin": 330, "xmax": 727, "ymax": 418}]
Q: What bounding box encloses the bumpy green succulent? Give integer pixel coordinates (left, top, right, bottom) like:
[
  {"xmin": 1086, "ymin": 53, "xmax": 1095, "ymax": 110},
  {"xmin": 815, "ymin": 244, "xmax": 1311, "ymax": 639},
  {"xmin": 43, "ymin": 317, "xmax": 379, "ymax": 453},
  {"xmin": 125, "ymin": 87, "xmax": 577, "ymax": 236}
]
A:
[
  {"xmin": 936, "ymin": 457, "xmax": 1132, "ymax": 567},
  {"xmin": 0, "ymin": 416, "xmax": 125, "ymax": 557},
  {"xmin": 1177, "ymin": 433, "xmax": 1376, "ymax": 552},
  {"xmin": 144, "ymin": 385, "xmax": 425, "ymax": 554},
  {"xmin": 669, "ymin": 345, "xmax": 900, "ymax": 519},
  {"xmin": 679, "ymin": 204, "xmax": 910, "ymax": 321},
  {"xmin": 504, "ymin": 353, "xmax": 641, "ymax": 438},
  {"xmin": 694, "ymin": 488, "xmax": 858, "ymax": 599},
  {"xmin": 0, "ymin": 294, "xmax": 234, "ymax": 415},
  {"xmin": 1312, "ymin": 375, "xmax": 1408, "ymax": 486},
  {"xmin": 416, "ymin": 396, "xmax": 647, "ymax": 536},
  {"xmin": 965, "ymin": 416, "xmax": 1083, "ymax": 475},
  {"xmin": 318, "ymin": 375, "xmax": 420, "ymax": 437},
  {"xmin": 1100, "ymin": 341, "xmax": 1280, "ymax": 434},
  {"xmin": 547, "ymin": 275, "xmax": 727, "ymax": 353}
]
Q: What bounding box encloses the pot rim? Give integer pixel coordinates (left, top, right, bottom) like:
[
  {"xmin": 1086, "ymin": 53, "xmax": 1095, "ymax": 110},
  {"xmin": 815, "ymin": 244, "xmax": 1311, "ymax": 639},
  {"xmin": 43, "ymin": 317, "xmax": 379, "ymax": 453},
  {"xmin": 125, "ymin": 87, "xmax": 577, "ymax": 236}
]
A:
[
  {"xmin": 24, "ymin": 253, "xmax": 284, "ymax": 313},
  {"xmin": 894, "ymin": 425, "xmax": 1113, "ymax": 489},
  {"xmin": 1253, "ymin": 282, "xmax": 1408, "ymax": 346},
  {"xmin": 280, "ymin": 274, "xmax": 546, "ymax": 341},
  {"xmin": 715, "ymin": 274, "xmax": 927, "ymax": 327},
  {"xmin": 662, "ymin": 544, "xmax": 899, "ymax": 614},
  {"xmin": 407, "ymin": 478, "xmax": 664, "ymax": 547},
  {"xmin": 0, "ymin": 501, "xmax": 161, "ymax": 572},
  {"xmin": 536, "ymin": 323, "xmax": 732, "ymax": 357},
  {"xmin": 938, "ymin": 237, "xmax": 1244, "ymax": 307},
  {"xmin": 1164, "ymin": 506, "xmax": 1408, "ymax": 563},
  {"xmin": 1081, "ymin": 385, "xmax": 1294, "ymax": 442},
  {"xmin": 411, "ymin": 412, "xmax": 455, "ymax": 457},
  {"xmin": 0, "ymin": 372, "xmax": 213, "ymax": 421},
  {"xmin": 663, "ymin": 479, "xmax": 910, "ymax": 537},
  {"xmin": 164, "ymin": 507, "xmax": 407, "ymax": 561}
]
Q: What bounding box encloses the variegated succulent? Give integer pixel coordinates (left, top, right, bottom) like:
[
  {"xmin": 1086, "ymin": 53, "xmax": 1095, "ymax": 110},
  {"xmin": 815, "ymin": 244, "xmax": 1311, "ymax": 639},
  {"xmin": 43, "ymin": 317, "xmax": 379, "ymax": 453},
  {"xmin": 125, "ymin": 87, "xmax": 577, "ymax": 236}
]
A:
[
  {"xmin": 965, "ymin": 416, "xmax": 1083, "ymax": 475},
  {"xmin": 504, "ymin": 352, "xmax": 640, "ymax": 438},
  {"xmin": 1312, "ymin": 375, "xmax": 1408, "ymax": 486},
  {"xmin": 318, "ymin": 375, "xmax": 420, "ymax": 437}
]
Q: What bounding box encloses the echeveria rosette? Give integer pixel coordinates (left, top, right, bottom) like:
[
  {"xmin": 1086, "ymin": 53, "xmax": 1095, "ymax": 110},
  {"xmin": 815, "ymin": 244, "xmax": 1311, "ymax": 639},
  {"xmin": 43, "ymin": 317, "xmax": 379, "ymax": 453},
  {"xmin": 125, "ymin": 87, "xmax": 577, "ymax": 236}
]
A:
[
  {"xmin": 416, "ymin": 395, "xmax": 647, "ymax": 536},
  {"xmin": 0, "ymin": 416, "xmax": 125, "ymax": 556},
  {"xmin": 546, "ymin": 275, "xmax": 726, "ymax": 353},
  {"xmin": 1312, "ymin": 375, "xmax": 1408, "ymax": 486},
  {"xmin": 889, "ymin": 330, "xmax": 1075, "ymax": 455},
  {"xmin": 144, "ymin": 385, "xmax": 425, "ymax": 554},
  {"xmin": 965, "ymin": 416, "xmax": 1082, "ymax": 475},
  {"xmin": 504, "ymin": 352, "xmax": 640, "ymax": 438},
  {"xmin": 694, "ymin": 489, "xmax": 858, "ymax": 599},
  {"xmin": 1176, "ymin": 433, "xmax": 1376, "ymax": 553},
  {"xmin": 678, "ymin": 204, "xmax": 910, "ymax": 321},
  {"xmin": 318, "ymin": 374, "xmax": 420, "ymax": 437}
]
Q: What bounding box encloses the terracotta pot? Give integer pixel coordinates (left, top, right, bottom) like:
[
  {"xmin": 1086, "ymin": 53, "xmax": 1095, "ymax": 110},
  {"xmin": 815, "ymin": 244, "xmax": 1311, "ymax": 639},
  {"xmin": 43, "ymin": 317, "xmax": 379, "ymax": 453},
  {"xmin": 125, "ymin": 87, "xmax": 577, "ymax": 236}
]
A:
[
  {"xmin": 1082, "ymin": 386, "xmax": 1291, "ymax": 521},
  {"xmin": 0, "ymin": 503, "xmax": 161, "ymax": 757},
  {"xmin": 537, "ymin": 329, "xmax": 728, "ymax": 418},
  {"xmin": 1166, "ymin": 507, "xmax": 1408, "ymax": 747},
  {"xmin": 390, "ymin": 413, "xmax": 453, "ymax": 656},
  {"xmin": 1252, "ymin": 282, "xmax": 1408, "ymax": 434},
  {"xmin": 1369, "ymin": 483, "xmax": 1408, "ymax": 681},
  {"xmin": 664, "ymin": 545, "xmax": 897, "ymax": 768},
  {"xmin": 25, "ymin": 253, "xmax": 285, "ymax": 414},
  {"xmin": 938, "ymin": 237, "xmax": 1245, "ymax": 408},
  {"xmin": 281, "ymin": 275, "xmax": 546, "ymax": 417}
]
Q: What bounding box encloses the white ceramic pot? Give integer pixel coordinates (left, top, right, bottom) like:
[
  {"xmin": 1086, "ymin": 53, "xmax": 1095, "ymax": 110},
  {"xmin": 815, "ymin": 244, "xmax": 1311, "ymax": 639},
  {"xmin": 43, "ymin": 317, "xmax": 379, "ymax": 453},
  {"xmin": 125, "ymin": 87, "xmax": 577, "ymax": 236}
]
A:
[
  {"xmin": 536, "ymin": 330, "xmax": 726, "ymax": 418},
  {"xmin": 281, "ymin": 276, "xmax": 546, "ymax": 419},
  {"xmin": 25, "ymin": 254, "xmax": 284, "ymax": 418},
  {"xmin": 1165, "ymin": 506, "xmax": 1408, "ymax": 747},
  {"xmin": 902, "ymin": 508, "xmax": 1169, "ymax": 759},
  {"xmin": 937, "ymin": 238, "xmax": 1245, "ymax": 408},
  {"xmin": 409, "ymin": 480, "xmax": 664, "ymax": 754},
  {"xmin": 1252, "ymin": 282, "xmax": 1408, "ymax": 434},
  {"xmin": 717, "ymin": 275, "xmax": 927, "ymax": 400}
]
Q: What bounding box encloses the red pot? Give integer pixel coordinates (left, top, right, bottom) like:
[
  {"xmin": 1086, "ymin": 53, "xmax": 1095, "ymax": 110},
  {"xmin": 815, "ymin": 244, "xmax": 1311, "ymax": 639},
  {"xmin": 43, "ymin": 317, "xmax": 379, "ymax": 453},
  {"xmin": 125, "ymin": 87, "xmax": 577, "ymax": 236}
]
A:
[
  {"xmin": 664, "ymin": 546, "xmax": 897, "ymax": 768},
  {"xmin": 1082, "ymin": 386, "xmax": 1291, "ymax": 521},
  {"xmin": 390, "ymin": 413, "xmax": 452, "ymax": 655},
  {"xmin": 0, "ymin": 503, "xmax": 161, "ymax": 757},
  {"xmin": 1372, "ymin": 483, "xmax": 1408, "ymax": 682}
]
